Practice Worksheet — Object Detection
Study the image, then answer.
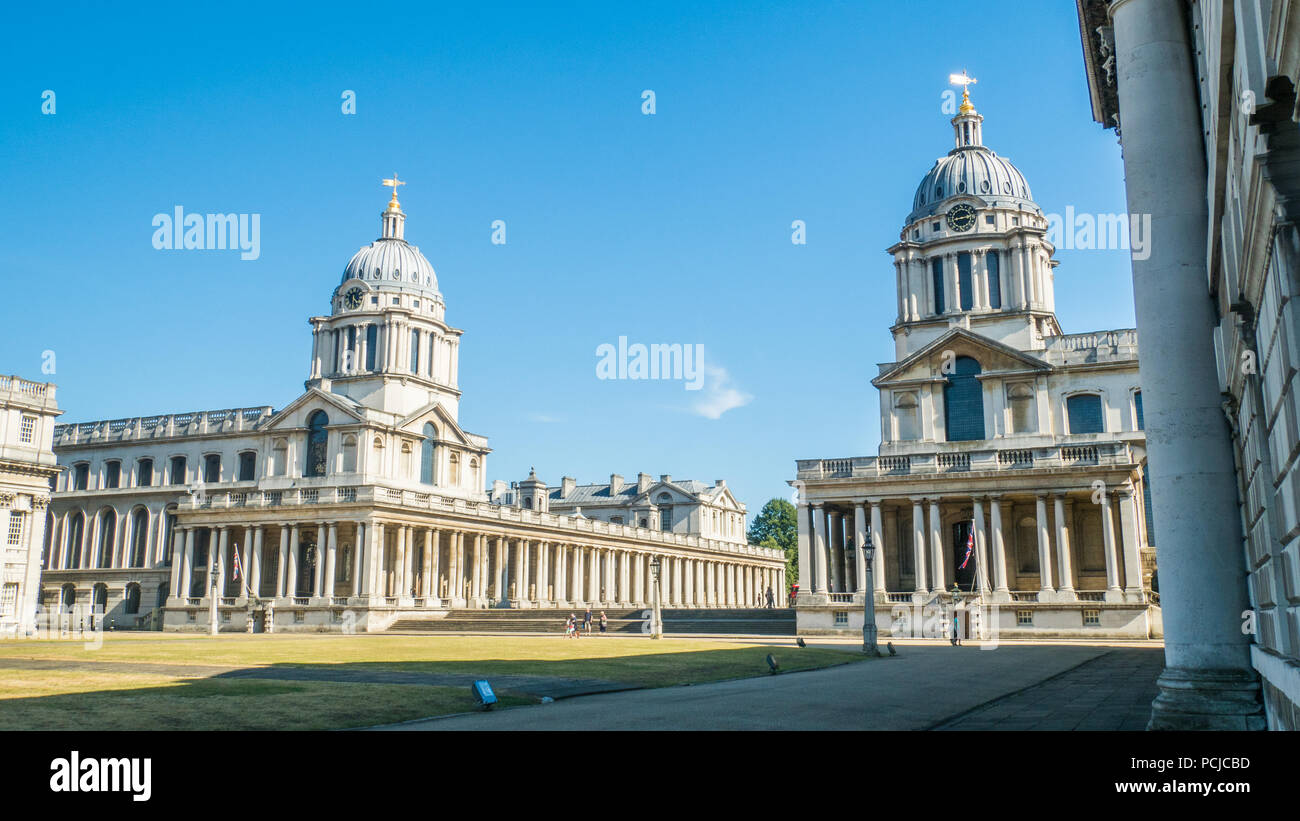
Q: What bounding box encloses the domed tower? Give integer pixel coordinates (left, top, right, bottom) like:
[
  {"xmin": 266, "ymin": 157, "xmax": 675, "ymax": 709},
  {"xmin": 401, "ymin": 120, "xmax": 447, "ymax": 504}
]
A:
[
  {"xmin": 305, "ymin": 177, "xmax": 465, "ymax": 421},
  {"xmin": 887, "ymin": 87, "xmax": 1062, "ymax": 360}
]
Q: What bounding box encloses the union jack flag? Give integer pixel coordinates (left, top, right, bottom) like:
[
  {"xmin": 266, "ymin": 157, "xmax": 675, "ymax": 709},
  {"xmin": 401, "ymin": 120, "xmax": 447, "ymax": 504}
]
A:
[
  {"xmin": 958, "ymin": 526, "xmax": 974, "ymax": 570},
  {"xmin": 231, "ymin": 545, "xmax": 243, "ymax": 581}
]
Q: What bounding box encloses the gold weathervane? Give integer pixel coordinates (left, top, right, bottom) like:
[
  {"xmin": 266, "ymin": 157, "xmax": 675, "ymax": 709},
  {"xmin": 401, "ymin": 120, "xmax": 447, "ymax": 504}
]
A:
[
  {"xmin": 382, "ymin": 173, "xmax": 406, "ymax": 206},
  {"xmin": 949, "ymin": 71, "xmax": 977, "ymax": 114}
]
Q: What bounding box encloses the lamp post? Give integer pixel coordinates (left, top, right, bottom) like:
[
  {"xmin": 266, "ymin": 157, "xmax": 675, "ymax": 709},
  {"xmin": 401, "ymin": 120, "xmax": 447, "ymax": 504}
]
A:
[
  {"xmin": 848, "ymin": 538, "xmax": 879, "ymax": 655},
  {"xmin": 649, "ymin": 556, "xmax": 663, "ymax": 640},
  {"xmin": 208, "ymin": 554, "xmax": 219, "ymax": 636}
]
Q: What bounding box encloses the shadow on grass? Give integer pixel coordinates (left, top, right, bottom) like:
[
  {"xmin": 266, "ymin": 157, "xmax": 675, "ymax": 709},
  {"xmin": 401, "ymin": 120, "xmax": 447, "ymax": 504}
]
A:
[{"xmin": 0, "ymin": 645, "xmax": 865, "ymax": 730}]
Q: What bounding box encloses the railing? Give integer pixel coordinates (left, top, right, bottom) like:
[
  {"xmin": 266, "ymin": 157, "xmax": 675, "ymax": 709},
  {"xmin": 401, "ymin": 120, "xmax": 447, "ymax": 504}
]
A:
[
  {"xmin": 292, "ymin": 597, "xmax": 311, "ymax": 606},
  {"xmin": 220, "ymin": 597, "xmax": 237, "ymax": 606},
  {"xmin": 878, "ymin": 456, "xmax": 910, "ymax": 473},
  {"xmin": 1062, "ymin": 446, "xmax": 1099, "ymax": 464},
  {"xmin": 53, "ymin": 405, "xmax": 276, "ymax": 445},
  {"xmin": 1077, "ymin": 591, "xmax": 1107, "ymax": 601},
  {"xmin": 797, "ymin": 440, "xmax": 1134, "ymax": 480},
  {"xmin": 887, "ymin": 593, "xmax": 913, "ymax": 603},
  {"xmin": 186, "ymin": 598, "xmax": 201, "ymax": 606},
  {"xmin": 1009, "ymin": 591, "xmax": 1039, "ymax": 602},
  {"xmin": 0, "ymin": 375, "xmax": 51, "ymax": 398},
  {"xmin": 339, "ymin": 487, "xmax": 357, "ymax": 502},
  {"xmin": 938, "ymin": 453, "xmax": 970, "ymax": 472},
  {"xmin": 330, "ymin": 597, "xmax": 349, "ymax": 606},
  {"xmin": 827, "ymin": 592, "xmax": 855, "ymax": 603},
  {"xmin": 998, "ymin": 449, "xmax": 1033, "ymax": 467}
]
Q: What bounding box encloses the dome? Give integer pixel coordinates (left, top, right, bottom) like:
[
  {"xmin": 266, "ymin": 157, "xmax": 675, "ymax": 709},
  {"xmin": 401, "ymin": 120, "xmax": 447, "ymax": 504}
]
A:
[
  {"xmin": 341, "ymin": 238, "xmax": 440, "ymax": 296},
  {"xmin": 906, "ymin": 145, "xmax": 1040, "ymax": 225}
]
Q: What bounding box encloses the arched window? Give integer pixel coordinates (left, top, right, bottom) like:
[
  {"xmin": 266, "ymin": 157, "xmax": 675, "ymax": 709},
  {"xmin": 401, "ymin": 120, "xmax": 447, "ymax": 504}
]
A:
[
  {"xmin": 1066, "ymin": 393, "xmax": 1104, "ymax": 434},
  {"xmin": 469, "ymin": 458, "xmax": 480, "ymax": 490},
  {"xmin": 129, "ymin": 508, "xmax": 148, "ymax": 568},
  {"xmin": 92, "ymin": 583, "xmax": 108, "ymax": 616},
  {"xmin": 66, "ymin": 511, "xmax": 85, "ymax": 569},
  {"xmin": 124, "ymin": 583, "xmax": 141, "ymax": 615},
  {"xmin": 98, "ymin": 509, "xmax": 117, "ymax": 569},
  {"xmin": 894, "ymin": 391, "xmax": 919, "ymax": 440},
  {"xmin": 400, "ymin": 442, "xmax": 413, "ymax": 478},
  {"xmin": 1008, "ymin": 383, "xmax": 1036, "ymax": 434},
  {"xmin": 657, "ymin": 493, "xmax": 673, "ymax": 532},
  {"xmin": 372, "ymin": 437, "xmax": 385, "ymax": 474},
  {"xmin": 342, "ymin": 434, "xmax": 358, "ymax": 473},
  {"xmin": 1134, "ymin": 390, "xmax": 1144, "ymax": 430},
  {"xmin": 420, "ymin": 423, "xmax": 436, "ymax": 484},
  {"xmin": 943, "ymin": 356, "xmax": 985, "ymax": 441},
  {"xmin": 448, "ymin": 453, "xmax": 460, "ymax": 486},
  {"xmin": 61, "ymin": 583, "xmax": 76, "ymax": 613},
  {"xmin": 155, "ymin": 583, "xmax": 169, "ymax": 609},
  {"xmin": 163, "ymin": 507, "xmax": 177, "ymax": 566},
  {"xmin": 305, "ymin": 411, "xmax": 329, "ymax": 477}
]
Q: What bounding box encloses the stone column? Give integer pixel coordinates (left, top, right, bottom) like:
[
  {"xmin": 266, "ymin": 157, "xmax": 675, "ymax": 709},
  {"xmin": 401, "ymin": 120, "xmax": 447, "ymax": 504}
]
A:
[
  {"xmin": 589, "ymin": 547, "xmax": 601, "ymax": 604},
  {"xmin": 314, "ymin": 523, "xmax": 327, "ymax": 599},
  {"xmin": 323, "ymin": 523, "xmax": 337, "ymax": 601},
  {"xmin": 1053, "ymin": 496, "xmax": 1076, "ymax": 600},
  {"xmin": 1034, "ymin": 495, "xmax": 1054, "ymax": 600},
  {"xmin": 1118, "ymin": 488, "xmax": 1144, "ymax": 598},
  {"xmin": 248, "ymin": 526, "xmax": 263, "ymax": 600},
  {"xmin": 496, "ymin": 537, "xmax": 509, "ymax": 606},
  {"xmin": 672, "ymin": 555, "xmax": 683, "ymax": 606},
  {"xmin": 214, "ymin": 527, "xmax": 228, "ymax": 600},
  {"xmin": 853, "ymin": 503, "xmax": 868, "ymax": 594},
  {"xmin": 1108, "ymin": 0, "xmax": 1262, "ymax": 728},
  {"xmin": 421, "ymin": 529, "xmax": 434, "ymax": 598},
  {"xmin": 572, "ymin": 545, "xmax": 584, "ymax": 606},
  {"xmin": 827, "ymin": 511, "xmax": 842, "ymax": 593},
  {"xmin": 276, "ymin": 527, "xmax": 289, "ymax": 599},
  {"xmin": 353, "ymin": 523, "xmax": 366, "ymax": 597},
  {"xmin": 1100, "ymin": 492, "xmax": 1122, "ymax": 601},
  {"xmin": 870, "ymin": 501, "xmax": 886, "ymax": 595},
  {"xmin": 928, "ymin": 498, "xmax": 945, "ymax": 593},
  {"xmin": 989, "ymin": 497, "xmax": 1009, "ymax": 599},
  {"xmin": 811, "ymin": 503, "xmax": 827, "ymax": 593},
  {"xmin": 470, "ymin": 534, "xmax": 482, "ymax": 604},
  {"xmin": 796, "ymin": 502, "xmax": 810, "ymax": 597},
  {"xmin": 911, "ymin": 499, "xmax": 927, "ymax": 594},
  {"xmin": 168, "ymin": 527, "xmax": 186, "ymax": 602},
  {"xmin": 179, "ymin": 527, "xmax": 195, "ymax": 600},
  {"xmin": 972, "ymin": 497, "xmax": 990, "ymax": 593}
]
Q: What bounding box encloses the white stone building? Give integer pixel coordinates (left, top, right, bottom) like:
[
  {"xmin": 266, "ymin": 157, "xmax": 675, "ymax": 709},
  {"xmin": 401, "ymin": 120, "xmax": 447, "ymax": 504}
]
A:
[
  {"xmin": 1076, "ymin": 0, "xmax": 1299, "ymax": 730},
  {"xmin": 41, "ymin": 185, "xmax": 784, "ymax": 631},
  {"xmin": 792, "ymin": 89, "xmax": 1156, "ymax": 639},
  {"xmin": 491, "ymin": 471, "xmax": 749, "ymax": 543},
  {"xmin": 0, "ymin": 376, "xmax": 60, "ymax": 635}
]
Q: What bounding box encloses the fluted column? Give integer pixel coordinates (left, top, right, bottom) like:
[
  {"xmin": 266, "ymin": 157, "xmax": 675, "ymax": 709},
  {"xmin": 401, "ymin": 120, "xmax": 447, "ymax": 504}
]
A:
[
  {"xmin": 422, "ymin": 529, "xmax": 434, "ymax": 599},
  {"xmin": 928, "ymin": 498, "xmax": 945, "ymax": 593},
  {"xmin": 811, "ymin": 503, "xmax": 827, "ymax": 593},
  {"xmin": 796, "ymin": 502, "xmax": 811, "ymax": 598},
  {"xmin": 1100, "ymin": 491, "xmax": 1122, "ymax": 601},
  {"xmin": 911, "ymin": 498, "xmax": 927, "ymax": 595},
  {"xmin": 276, "ymin": 527, "xmax": 289, "ymax": 598},
  {"xmin": 853, "ymin": 503, "xmax": 868, "ymax": 593},
  {"xmin": 1119, "ymin": 488, "xmax": 1143, "ymax": 597},
  {"xmin": 972, "ymin": 497, "xmax": 990, "ymax": 593},
  {"xmin": 989, "ymin": 496, "xmax": 1009, "ymax": 599},
  {"xmin": 870, "ymin": 500, "xmax": 886, "ymax": 595},
  {"xmin": 353, "ymin": 523, "xmax": 366, "ymax": 597},
  {"xmin": 323, "ymin": 523, "xmax": 337, "ymax": 601}
]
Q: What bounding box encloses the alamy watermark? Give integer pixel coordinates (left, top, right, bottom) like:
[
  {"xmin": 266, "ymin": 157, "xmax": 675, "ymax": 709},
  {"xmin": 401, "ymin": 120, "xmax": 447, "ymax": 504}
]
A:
[
  {"xmin": 1045, "ymin": 206, "xmax": 1151, "ymax": 261},
  {"xmin": 595, "ymin": 336, "xmax": 704, "ymax": 390},
  {"xmin": 151, "ymin": 206, "xmax": 261, "ymax": 260}
]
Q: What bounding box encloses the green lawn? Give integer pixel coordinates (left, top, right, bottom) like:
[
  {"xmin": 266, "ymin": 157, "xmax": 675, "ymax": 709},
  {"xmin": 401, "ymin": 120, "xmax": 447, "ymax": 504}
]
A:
[{"xmin": 0, "ymin": 634, "xmax": 862, "ymax": 729}]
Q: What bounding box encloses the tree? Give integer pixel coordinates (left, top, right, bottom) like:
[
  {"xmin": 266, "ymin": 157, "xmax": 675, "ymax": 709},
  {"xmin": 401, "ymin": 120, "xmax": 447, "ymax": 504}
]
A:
[{"xmin": 748, "ymin": 498, "xmax": 797, "ymax": 589}]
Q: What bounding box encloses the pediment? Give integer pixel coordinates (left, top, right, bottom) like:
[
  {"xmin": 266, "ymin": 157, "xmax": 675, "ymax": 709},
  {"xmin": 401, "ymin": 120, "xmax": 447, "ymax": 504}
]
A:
[
  {"xmin": 261, "ymin": 388, "xmax": 365, "ymax": 430},
  {"xmin": 873, "ymin": 328, "xmax": 1051, "ymax": 386}
]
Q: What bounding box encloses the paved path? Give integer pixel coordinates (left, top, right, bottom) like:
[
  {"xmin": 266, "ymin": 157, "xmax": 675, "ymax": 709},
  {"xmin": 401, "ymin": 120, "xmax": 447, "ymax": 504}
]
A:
[
  {"xmin": 381, "ymin": 644, "xmax": 1164, "ymax": 731},
  {"xmin": 0, "ymin": 657, "xmax": 629, "ymax": 700}
]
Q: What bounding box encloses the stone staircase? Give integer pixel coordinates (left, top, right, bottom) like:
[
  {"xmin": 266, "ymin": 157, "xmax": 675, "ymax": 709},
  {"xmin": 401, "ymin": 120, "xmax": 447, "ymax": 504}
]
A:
[{"xmin": 387, "ymin": 607, "xmax": 796, "ymax": 636}]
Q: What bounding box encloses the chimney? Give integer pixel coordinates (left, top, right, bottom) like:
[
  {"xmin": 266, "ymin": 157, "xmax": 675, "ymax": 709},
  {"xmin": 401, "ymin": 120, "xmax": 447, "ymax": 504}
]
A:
[
  {"xmin": 715, "ymin": 479, "xmax": 726, "ymax": 488},
  {"xmin": 491, "ymin": 479, "xmax": 507, "ymax": 499},
  {"xmin": 637, "ymin": 472, "xmax": 652, "ymax": 493},
  {"xmin": 660, "ymin": 474, "xmax": 672, "ymax": 484},
  {"xmin": 561, "ymin": 476, "xmax": 577, "ymax": 497},
  {"xmin": 610, "ymin": 473, "xmax": 624, "ymax": 494}
]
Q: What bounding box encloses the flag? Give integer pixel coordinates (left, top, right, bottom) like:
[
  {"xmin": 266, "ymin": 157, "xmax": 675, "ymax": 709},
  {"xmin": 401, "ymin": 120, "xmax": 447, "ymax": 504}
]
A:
[
  {"xmin": 958, "ymin": 525, "xmax": 974, "ymax": 570},
  {"xmin": 231, "ymin": 545, "xmax": 243, "ymax": 581}
]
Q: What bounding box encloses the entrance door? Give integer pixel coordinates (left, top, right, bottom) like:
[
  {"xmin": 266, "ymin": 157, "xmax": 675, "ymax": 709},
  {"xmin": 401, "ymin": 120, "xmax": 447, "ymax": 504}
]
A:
[
  {"xmin": 297, "ymin": 541, "xmax": 316, "ymax": 597},
  {"xmin": 951, "ymin": 521, "xmax": 977, "ymax": 591}
]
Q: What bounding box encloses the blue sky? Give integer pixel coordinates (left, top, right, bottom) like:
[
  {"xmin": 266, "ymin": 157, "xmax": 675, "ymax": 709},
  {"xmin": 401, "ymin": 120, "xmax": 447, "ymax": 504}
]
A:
[{"xmin": 0, "ymin": 1, "xmax": 1133, "ymax": 521}]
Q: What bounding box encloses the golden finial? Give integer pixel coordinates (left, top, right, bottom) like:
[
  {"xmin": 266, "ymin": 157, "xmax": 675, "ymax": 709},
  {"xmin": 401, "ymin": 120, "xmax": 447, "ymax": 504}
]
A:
[
  {"xmin": 381, "ymin": 173, "xmax": 406, "ymax": 208},
  {"xmin": 949, "ymin": 71, "xmax": 977, "ymax": 114}
]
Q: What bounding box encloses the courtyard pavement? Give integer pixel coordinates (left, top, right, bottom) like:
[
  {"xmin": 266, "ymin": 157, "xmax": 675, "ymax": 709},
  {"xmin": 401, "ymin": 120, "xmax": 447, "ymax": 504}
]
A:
[{"xmin": 380, "ymin": 642, "xmax": 1166, "ymax": 730}]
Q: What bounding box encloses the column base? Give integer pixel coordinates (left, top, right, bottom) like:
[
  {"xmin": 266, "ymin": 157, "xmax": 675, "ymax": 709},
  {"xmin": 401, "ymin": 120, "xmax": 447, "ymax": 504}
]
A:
[
  {"xmin": 1103, "ymin": 588, "xmax": 1125, "ymax": 603},
  {"xmin": 990, "ymin": 589, "xmax": 1012, "ymax": 604},
  {"xmin": 1056, "ymin": 588, "xmax": 1077, "ymax": 602},
  {"xmin": 1037, "ymin": 589, "xmax": 1055, "ymax": 603},
  {"xmin": 1147, "ymin": 667, "xmax": 1266, "ymax": 731}
]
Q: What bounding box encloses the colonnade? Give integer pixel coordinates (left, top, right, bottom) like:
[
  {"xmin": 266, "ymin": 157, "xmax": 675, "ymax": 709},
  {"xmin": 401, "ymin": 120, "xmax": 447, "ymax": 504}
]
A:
[
  {"xmin": 167, "ymin": 519, "xmax": 787, "ymax": 609},
  {"xmin": 798, "ymin": 488, "xmax": 1145, "ymax": 602}
]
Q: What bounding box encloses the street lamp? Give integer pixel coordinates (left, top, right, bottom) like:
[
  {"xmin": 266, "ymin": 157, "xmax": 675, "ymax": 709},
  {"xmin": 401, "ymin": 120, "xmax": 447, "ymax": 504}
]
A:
[
  {"xmin": 208, "ymin": 554, "xmax": 220, "ymax": 636},
  {"xmin": 649, "ymin": 556, "xmax": 663, "ymax": 640},
  {"xmin": 848, "ymin": 538, "xmax": 879, "ymax": 655}
]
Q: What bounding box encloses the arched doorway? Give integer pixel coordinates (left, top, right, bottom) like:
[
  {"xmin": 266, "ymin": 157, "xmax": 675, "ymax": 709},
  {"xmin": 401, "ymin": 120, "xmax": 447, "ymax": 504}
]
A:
[
  {"xmin": 60, "ymin": 583, "xmax": 76, "ymax": 613},
  {"xmin": 124, "ymin": 583, "xmax": 141, "ymax": 615}
]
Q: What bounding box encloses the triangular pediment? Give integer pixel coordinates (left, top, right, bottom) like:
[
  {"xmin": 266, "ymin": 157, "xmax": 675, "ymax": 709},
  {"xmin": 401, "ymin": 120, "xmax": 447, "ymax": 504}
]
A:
[
  {"xmin": 873, "ymin": 328, "xmax": 1051, "ymax": 386},
  {"xmin": 395, "ymin": 401, "xmax": 480, "ymax": 449},
  {"xmin": 261, "ymin": 388, "xmax": 365, "ymax": 430}
]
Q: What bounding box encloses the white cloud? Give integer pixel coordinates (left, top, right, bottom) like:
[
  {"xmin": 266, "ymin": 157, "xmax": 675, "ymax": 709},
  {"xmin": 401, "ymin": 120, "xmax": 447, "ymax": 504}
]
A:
[{"xmin": 691, "ymin": 364, "xmax": 753, "ymax": 419}]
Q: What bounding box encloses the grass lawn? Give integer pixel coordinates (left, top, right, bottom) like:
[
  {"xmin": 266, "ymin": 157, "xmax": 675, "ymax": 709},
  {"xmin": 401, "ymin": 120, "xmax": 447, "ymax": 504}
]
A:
[{"xmin": 0, "ymin": 634, "xmax": 862, "ymax": 729}]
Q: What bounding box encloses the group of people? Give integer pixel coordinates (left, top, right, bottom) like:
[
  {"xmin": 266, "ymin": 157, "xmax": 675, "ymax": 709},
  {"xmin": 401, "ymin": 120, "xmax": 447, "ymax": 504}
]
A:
[{"xmin": 565, "ymin": 608, "xmax": 608, "ymax": 637}]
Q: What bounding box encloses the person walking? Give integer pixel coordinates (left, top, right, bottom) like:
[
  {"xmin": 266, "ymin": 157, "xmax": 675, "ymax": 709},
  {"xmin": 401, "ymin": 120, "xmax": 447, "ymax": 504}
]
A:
[
  {"xmin": 766, "ymin": 586, "xmax": 775, "ymax": 609},
  {"xmin": 565, "ymin": 613, "xmax": 575, "ymax": 638},
  {"xmin": 583, "ymin": 607, "xmax": 592, "ymax": 635},
  {"xmin": 950, "ymin": 610, "xmax": 961, "ymax": 647},
  {"xmin": 599, "ymin": 611, "xmax": 608, "ymax": 635}
]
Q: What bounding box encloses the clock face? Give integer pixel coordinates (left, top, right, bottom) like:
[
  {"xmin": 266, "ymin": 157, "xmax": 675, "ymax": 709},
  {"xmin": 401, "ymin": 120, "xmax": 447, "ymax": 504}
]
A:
[
  {"xmin": 946, "ymin": 203, "xmax": 977, "ymax": 232},
  {"xmin": 344, "ymin": 288, "xmax": 364, "ymax": 310}
]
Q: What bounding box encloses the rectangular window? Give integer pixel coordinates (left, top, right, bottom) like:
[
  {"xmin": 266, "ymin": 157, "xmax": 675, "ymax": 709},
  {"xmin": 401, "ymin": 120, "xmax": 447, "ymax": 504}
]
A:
[
  {"xmin": 1134, "ymin": 391, "xmax": 1144, "ymax": 430},
  {"xmin": 365, "ymin": 325, "xmax": 378, "ymax": 371},
  {"xmin": 833, "ymin": 611, "xmax": 848, "ymax": 626},
  {"xmin": 74, "ymin": 463, "xmax": 89, "ymax": 491},
  {"xmin": 932, "ymin": 258, "xmax": 945, "ymax": 314},
  {"xmin": 104, "ymin": 460, "xmax": 120, "ymax": 489},
  {"xmin": 170, "ymin": 456, "xmax": 187, "ymax": 485},
  {"xmin": 138, "ymin": 458, "xmax": 153, "ymax": 486},
  {"xmin": 958, "ymin": 252, "xmax": 973, "ymax": 311},
  {"xmin": 0, "ymin": 584, "xmax": 17, "ymax": 617},
  {"xmin": 986, "ymin": 251, "xmax": 1001, "ymax": 309},
  {"xmin": 1066, "ymin": 394, "xmax": 1105, "ymax": 434},
  {"xmin": 238, "ymin": 452, "xmax": 256, "ymax": 482},
  {"xmin": 1016, "ymin": 610, "xmax": 1033, "ymax": 626},
  {"xmin": 1083, "ymin": 609, "xmax": 1101, "ymax": 626},
  {"xmin": 18, "ymin": 416, "xmax": 35, "ymax": 444},
  {"xmin": 8, "ymin": 512, "xmax": 24, "ymax": 546},
  {"xmin": 410, "ymin": 329, "xmax": 420, "ymax": 373}
]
